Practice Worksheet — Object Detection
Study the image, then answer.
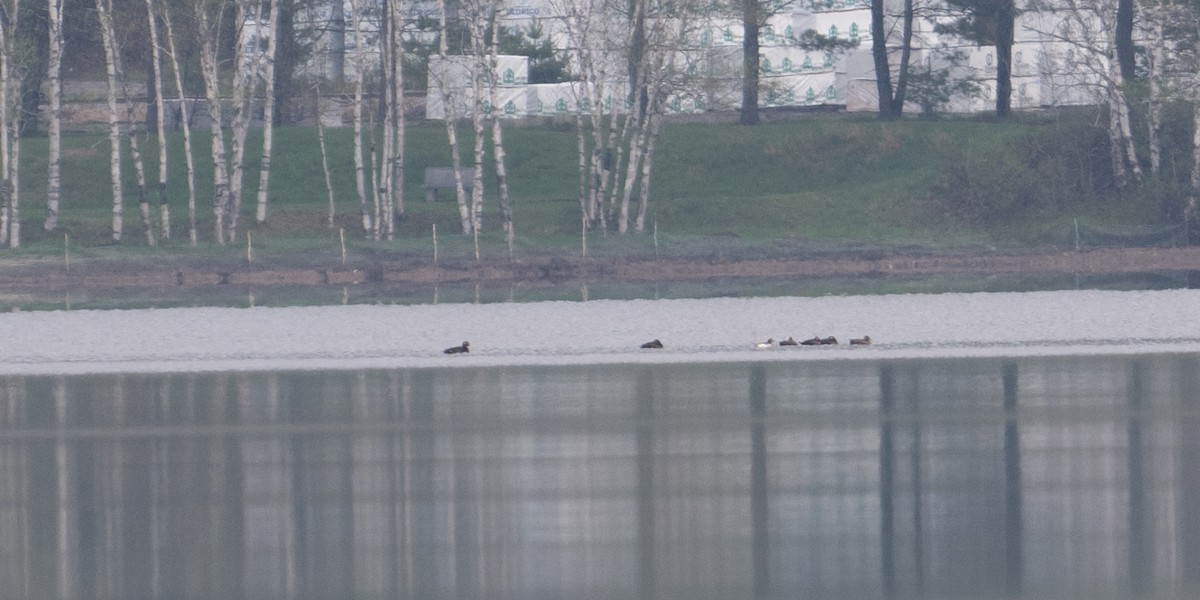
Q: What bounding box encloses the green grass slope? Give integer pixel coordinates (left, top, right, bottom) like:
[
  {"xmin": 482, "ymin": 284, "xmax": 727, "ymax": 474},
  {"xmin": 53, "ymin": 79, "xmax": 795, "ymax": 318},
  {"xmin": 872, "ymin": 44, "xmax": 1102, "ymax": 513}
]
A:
[{"xmin": 2, "ymin": 112, "xmax": 1176, "ymax": 264}]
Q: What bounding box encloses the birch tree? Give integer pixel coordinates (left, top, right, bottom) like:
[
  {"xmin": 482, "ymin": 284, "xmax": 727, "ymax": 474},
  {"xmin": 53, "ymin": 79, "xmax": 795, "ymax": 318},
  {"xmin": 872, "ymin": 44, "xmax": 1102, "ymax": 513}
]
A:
[
  {"xmin": 557, "ymin": 0, "xmax": 618, "ymax": 229},
  {"xmin": 146, "ymin": 0, "xmax": 171, "ymax": 240},
  {"xmin": 44, "ymin": 0, "xmax": 64, "ymax": 232},
  {"xmin": 558, "ymin": 0, "xmax": 687, "ymax": 234},
  {"xmin": 617, "ymin": 0, "xmax": 692, "ymax": 233},
  {"xmin": 225, "ymin": 0, "xmax": 256, "ymax": 241},
  {"xmin": 96, "ymin": 0, "xmax": 126, "ymax": 242},
  {"xmin": 349, "ymin": 0, "xmax": 372, "ymax": 235},
  {"xmin": 436, "ymin": 0, "xmax": 474, "ymax": 234},
  {"xmin": 466, "ymin": 0, "xmax": 488, "ymax": 239},
  {"xmin": 193, "ymin": 0, "xmax": 233, "ymax": 244},
  {"xmin": 488, "ymin": 5, "xmax": 514, "ymax": 251},
  {"xmin": 255, "ymin": 0, "xmax": 280, "ymax": 226},
  {"xmin": 315, "ymin": 86, "xmax": 337, "ymax": 229},
  {"xmin": 1032, "ymin": 0, "xmax": 1141, "ymax": 187},
  {"xmin": 97, "ymin": 0, "xmax": 157, "ymax": 246},
  {"xmin": 162, "ymin": 0, "xmax": 201, "ymax": 244},
  {"xmin": 0, "ymin": 0, "xmax": 21, "ymax": 247},
  {"xmin": 386, "ymin": 0, "xmax": 406, "ymax": 235},
  {"xmin": 375, "ymin": 0, "xmax": 406, "ymax": 240}
]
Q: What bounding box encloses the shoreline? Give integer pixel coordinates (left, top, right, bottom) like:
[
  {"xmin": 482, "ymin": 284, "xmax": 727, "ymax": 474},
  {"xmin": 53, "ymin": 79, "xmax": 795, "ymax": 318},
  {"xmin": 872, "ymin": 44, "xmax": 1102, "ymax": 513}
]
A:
[{"xmin": 1, "ymin": 246, "xmax": 1199, "ymax": 292}]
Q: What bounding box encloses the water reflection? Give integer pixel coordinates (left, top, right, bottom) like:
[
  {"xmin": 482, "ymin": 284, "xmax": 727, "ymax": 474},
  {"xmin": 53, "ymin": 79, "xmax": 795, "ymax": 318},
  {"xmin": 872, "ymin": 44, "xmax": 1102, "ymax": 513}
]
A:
[{"xmin": 0, "ymin": 355, "xmax": 1197, "ymax": 600}]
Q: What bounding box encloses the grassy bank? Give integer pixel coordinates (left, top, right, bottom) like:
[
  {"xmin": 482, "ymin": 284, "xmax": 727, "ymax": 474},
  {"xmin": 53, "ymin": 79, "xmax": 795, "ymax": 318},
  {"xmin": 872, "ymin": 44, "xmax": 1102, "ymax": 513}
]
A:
[{"xmin": 2, "ymin": 110, "xmax": 1181, "ymax": 266}]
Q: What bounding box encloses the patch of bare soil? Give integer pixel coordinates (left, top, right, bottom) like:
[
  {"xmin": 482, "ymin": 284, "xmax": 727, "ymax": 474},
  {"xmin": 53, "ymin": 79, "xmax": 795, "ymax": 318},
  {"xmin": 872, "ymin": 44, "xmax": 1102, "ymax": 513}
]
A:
[{"xmin": 1, "ymin": 246, "xmax": 1198, "ymax": 294}]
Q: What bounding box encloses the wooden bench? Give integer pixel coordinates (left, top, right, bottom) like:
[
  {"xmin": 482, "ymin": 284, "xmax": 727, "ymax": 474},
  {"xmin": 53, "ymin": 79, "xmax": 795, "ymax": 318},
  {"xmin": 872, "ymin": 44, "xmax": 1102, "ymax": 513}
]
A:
[{"xmin": 423, "ymin": 167, "xmax": 474, "ymax": 202}]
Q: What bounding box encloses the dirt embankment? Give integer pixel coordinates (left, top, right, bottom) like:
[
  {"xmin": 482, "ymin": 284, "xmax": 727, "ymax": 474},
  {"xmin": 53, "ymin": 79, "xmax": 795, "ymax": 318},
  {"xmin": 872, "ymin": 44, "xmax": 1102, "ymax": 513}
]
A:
[{"xmin": 1, "ymin": 246, "xmax": 1199, "ymax": 292}]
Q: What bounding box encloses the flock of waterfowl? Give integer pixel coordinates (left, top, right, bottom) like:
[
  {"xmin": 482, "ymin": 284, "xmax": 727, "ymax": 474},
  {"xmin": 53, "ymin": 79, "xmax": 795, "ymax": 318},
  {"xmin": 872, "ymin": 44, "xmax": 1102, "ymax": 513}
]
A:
[
  {"xmin": 444, "ymin": 335, "xmax": 872, "ymax": 355},
  {"xmin": 647, "ymin": 335, "xmax": 871, "ymax": 350}
]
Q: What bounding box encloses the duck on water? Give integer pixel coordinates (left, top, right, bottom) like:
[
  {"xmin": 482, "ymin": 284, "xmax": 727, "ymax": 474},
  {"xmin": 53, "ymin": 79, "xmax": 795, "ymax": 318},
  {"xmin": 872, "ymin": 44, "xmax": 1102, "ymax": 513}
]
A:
[
  {"xmin": 801, "ymin": 336, "xmax": 838, "ymax": 346},
  {"xmin": 444, "ymin": 341, "xmax": 470, "ymax": 354}
]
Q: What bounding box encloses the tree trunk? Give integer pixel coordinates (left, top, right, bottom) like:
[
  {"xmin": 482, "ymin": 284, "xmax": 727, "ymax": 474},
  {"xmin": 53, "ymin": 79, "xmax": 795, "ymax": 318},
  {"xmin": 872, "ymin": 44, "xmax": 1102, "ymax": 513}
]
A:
[
  {"xmin": 617, "ymin": 122, "xmax": 645, "ymax": 234},
  {"xmin": 44, "ymin": 0, "xmax": 65, "ymax": 231},
  {"xmin": 6, "ymin": 135, "xmax": 17, "ymax": 248},
  {"xmin": 634, "ymin": 112, "xmax": 662, "ymax": 232},
  {"xmin": 740, "ymin": 0, "xmax": 759, "ymax": 125},
  {"xmin": 350, "ymin": 0, "xmax": 372, "ymax": 235},
  {"xmin": 1147, "ymin": 7, "xmax": 1163, "ymax": 175},
  {"xmin": 387, "ymin": 0, "xmax": 405, "ymax": 231},
  {"xmin": 162, "ymin": 0, "xmax": 199, "ymax": 245},
  {"xmin": 0, "ymin": 0, "xmax": 13, "ymax": 248},
  {"xmin": 0, "ymin": 0, "xmax": 19, "ymax": 248},
  {"xmin": 575, "ymin": 112, "xmax": 588, "ymax": 222},
  {"xmin": 255, "ymin": 0, "xmax": 281, "ymax": 225},
  {"xmin": 379, "ymin": 1, "xmax": 395, "ymax": 239},
  {"xmin": 326, "ymin": 0, "xmax": 345, "ymax": 82},
  {"xmin": 226, "ymin": 0, "xmax": 254, "ymax": 242},
  {"xmin": 1108, "ymin": 103, "xmax": 1127, "ymax": 189},
  {"xmin": 994, "ymin": 0, "xmax": 1015, "ymax": 118},
  {"xmin": 894, "ymin": 0, "xmax": 914, "ymax": 110},
  {"xmin": 98, "ymin": 0, "xmax": 155, "ymax": 246},
  {"xmin": 488, "ymin": 10, "xmax": 513, "ymax": 251},
  {"xmin": 146, "ymin": 0, "xmax": 170, "ymax": 240},
  {"xmin": 1115, "ymin": 0, "xmax": 1134, "ymax": 82},
  {"xmin": 194, "ymin": 0, "xmax": 232, "ymax": 245},
  {"xmin": 272, "ymin": 0, "xmax": 296, "ymax": 125},
  {"xmin": 628, "ymin": 0, "xmax": 647, "ymax": 119},
  {"xmin": 437, "ymin": 0, "xmax": 472, "ymax": 234},
  {"xmin": 1190, "ymin": 83, "xmax": 1200, "ymax": 221},
  {"xmin": 315, "ymin": 87, "xmax": 336, "ymax": 229},
  {"xmin": 97, "ymin": 0, "xmax": 124, "ymax": 242},
  {"xmin": 870, "ymin": 0, "xmax": 898, "ymax": 118},
  {"xmin": 1106, "ymin": 29, "xmax": 1141, "ymax": 187},
  {"xmin": 469, "ymin": 7, "xmax": 487, "ymax": 236}
]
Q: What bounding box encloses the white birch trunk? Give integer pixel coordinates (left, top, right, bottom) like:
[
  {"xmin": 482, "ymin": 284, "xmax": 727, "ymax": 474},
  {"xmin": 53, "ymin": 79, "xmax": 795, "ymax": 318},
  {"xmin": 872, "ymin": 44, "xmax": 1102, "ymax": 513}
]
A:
[
  {"xmin": 380, "ymin": 92, "xmax": 395, "ymax": 240},
  {"xmin": 162, "ymin": 0, "xmax": 199, "ymax": 245},
  {"xmin": 469, "ymin": 11, "xmax": 487, "ymax": 234},
  {"xmin": 1189, "ymin": 70, "xmax": 1200, "ymax": 219},
  {"xmin": 254, "ymin": 0, "xmax": 279, "ymax": 225},
  {"xmin": 350, "ymin": 0, "xmax": 372, "ymax": 235},
  {"xmin": 617, "ymin": 121, "xmax": 646, "ymax": 234},
  {"xmin": 315, "ymin": 87, "xmax": 337, "ymax": 230},
  {"xmin": 255, "ymin": 0, "xmax": 280, "ymax": 225},
  {"xmin": 194, "ymin": 0, "xmax": 232, "ymax": 245},
  {"xmin": 575, "ymin": 113, "xmax": 588, "ymax": 222},
  {"xmin": 0, "ymin": 0, "xmax": 13, "ymax": 248},
  {"xmin": 226, "ymin": 0, "xmax": 254, "ymax": 242},
  {"xmin": 97, "ymin": 0, "xmax": 124, "ymax": 242},
  {"xmin": 1112, "ymin": 74, "xmax": 1142, "ymax": 184},
  {"xmin": 378, "ymin": 7, "xmax": 396, "ymax": 242},
  {"xmin": 7, "ymin": 125, "xmax": 16, "ymax": 248},
  {"xmin": 44, "ymin": 0, "xmax": 65, "ymax": 232},
  {"xmin": 589, "ymin": 59, "xmax": 611, "ymax": 228},
  {"xmin": 437, "ymin": 0, "xmax": 473, "ymax": 234},
  {"xmin": 98, "ymin": 0, "xmax": 155, "ymax": 246},
  {"xmin": 369, "ymin": 112, "xmax": 382, "ymax": 232},
  {"xmin": 488, "ymin": 8, "xmax": 513, "ymax": 250},
  {"xmin": 146, "ymin": 0, "xmax": 171, "ymax": 240},
  {"xmin": 635, "ymin": 112, "xmax": 662, "ymax": 232},
  {"xmin": 1147, "ymin": 5, "xmax": 1164, "ymax": 175},
  {"xmin": 388, "ymin": 0, "xmax": 405, "ymax": 233}
]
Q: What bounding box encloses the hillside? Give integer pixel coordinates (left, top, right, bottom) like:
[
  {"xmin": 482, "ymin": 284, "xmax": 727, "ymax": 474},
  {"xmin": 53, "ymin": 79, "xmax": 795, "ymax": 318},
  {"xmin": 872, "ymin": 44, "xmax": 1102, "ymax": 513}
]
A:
[{"xmin": 0, "ymin": 110, "xmax": 1194, "ymax": 308}]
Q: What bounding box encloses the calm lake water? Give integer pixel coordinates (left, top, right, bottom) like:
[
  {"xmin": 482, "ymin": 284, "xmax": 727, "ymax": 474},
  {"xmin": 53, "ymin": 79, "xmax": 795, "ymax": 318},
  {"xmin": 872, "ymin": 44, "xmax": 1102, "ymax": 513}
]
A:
[{"xmin": 2, "ymin": 290, "xmax": 1199, "ymax": 600}]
